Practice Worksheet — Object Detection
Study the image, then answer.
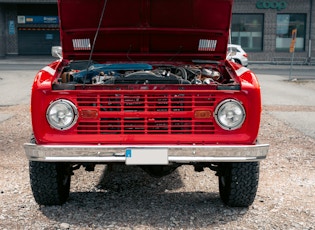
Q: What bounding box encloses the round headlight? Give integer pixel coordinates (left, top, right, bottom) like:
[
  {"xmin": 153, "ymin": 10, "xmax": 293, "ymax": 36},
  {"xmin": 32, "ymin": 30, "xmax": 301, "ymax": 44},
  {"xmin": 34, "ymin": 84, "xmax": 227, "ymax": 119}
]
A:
[
  {"xmin": 215, "ymin": 99, "xmax": 246, "ymax": 130},
  {"xmin": 46, "ymin": 99, "xmax": 78, "ymax": 130}
]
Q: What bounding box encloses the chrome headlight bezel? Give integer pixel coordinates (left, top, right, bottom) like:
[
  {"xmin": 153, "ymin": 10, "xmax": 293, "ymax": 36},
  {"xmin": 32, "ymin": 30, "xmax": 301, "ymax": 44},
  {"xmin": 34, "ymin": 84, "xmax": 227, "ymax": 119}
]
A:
[
  {"xmin": 46, "ymin": 99, "xmax": 78, "ymax": 131},
  {"xmin": 214, "ymin": 99, "xmax": 246, "ymax": 130}
]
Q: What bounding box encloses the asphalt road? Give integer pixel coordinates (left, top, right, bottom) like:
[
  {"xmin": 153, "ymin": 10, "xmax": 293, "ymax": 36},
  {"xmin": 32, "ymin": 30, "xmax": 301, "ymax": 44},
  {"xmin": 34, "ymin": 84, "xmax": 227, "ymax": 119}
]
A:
[
  {"xmin": 251, "ymin": 65, "xmax": 315, "ymax": 79},
  {"xmin": 258, "ymin": 73, "xmax": 315, "ymax": 139},
  {"xmin": 0, "ymin": 61, "xmax": 314, "ymax": 138},
  {"xmin": 0, "ymin": 70, "xmax": 36, "ymax": 106}
]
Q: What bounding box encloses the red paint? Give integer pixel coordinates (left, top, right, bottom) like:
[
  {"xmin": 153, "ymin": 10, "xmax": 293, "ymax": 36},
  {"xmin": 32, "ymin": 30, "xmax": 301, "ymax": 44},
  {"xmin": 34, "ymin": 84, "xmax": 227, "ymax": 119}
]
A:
[{"xmin": 31, "ymin": 0, "xmax": 262, "ymax": 147}]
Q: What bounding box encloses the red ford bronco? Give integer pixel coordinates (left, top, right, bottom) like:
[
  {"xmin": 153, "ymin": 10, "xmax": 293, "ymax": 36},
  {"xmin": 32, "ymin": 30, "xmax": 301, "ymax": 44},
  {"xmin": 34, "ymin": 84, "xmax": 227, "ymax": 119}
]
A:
[{"xmin": 24, "ymin": 0, "xmax": 269, "ymax": 207}]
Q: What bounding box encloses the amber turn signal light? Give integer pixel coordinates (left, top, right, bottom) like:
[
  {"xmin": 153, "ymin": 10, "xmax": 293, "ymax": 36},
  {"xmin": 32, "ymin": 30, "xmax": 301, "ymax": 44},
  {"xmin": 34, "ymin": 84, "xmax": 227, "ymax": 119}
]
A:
[
  {"xmin": 194, "ymin": 110, "xmax": 211, "ymax": 119},
  {"xmin": 80, "ymin": 109, "xmax": 99, "ymax": 119}
]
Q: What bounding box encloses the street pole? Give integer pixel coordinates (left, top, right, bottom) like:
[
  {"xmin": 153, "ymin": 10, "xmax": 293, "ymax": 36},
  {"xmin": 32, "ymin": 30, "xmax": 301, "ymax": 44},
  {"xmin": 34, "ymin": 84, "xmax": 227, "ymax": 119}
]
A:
[
  {"xmin": 289, "ymin": 28, "xmax": 297, "ymax": 81},
  {"xmin": 289, "ymin": 50, "xmax": 295, "ymax": 81}
]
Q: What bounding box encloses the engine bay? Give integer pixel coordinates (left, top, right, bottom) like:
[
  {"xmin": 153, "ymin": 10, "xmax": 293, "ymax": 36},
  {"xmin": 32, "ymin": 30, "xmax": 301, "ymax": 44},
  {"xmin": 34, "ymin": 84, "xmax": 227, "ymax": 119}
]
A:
[{"xmin": 54, "ymin": 61, "xmax": 237, "ymax": 88}]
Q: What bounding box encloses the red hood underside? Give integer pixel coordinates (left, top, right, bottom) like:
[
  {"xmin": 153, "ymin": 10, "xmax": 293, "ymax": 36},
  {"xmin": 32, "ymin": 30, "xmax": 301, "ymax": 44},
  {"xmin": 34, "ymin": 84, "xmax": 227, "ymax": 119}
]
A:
[{"xmin": 58, "ymin": 0, "xmax": 233, "ymax": 63}]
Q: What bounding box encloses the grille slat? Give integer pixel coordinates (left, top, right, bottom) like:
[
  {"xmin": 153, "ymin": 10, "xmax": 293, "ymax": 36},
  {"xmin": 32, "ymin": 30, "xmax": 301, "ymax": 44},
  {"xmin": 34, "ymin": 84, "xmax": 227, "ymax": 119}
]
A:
[{"xmin": 76, "ymin": 92, "xmax": 216, "ymax": 135}]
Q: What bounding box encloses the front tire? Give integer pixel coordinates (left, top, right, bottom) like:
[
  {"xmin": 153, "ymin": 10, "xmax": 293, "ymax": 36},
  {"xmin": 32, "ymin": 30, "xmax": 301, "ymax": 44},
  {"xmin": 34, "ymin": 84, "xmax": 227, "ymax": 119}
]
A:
[
  {"xmin": 29, "ymin": 161, "xmax": 71, "ymax": 205},
  {"xmin": 233, "ymin": 59, "xmax": 242, "ymax": 65},
  {"xmin": 218, "ymin": 162, "xmax": 259, "ymax": 207}
]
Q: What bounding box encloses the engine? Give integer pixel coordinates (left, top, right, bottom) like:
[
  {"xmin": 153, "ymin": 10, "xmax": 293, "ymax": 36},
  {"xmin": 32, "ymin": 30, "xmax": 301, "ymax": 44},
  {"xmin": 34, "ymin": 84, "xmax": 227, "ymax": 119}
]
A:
[{"xmin": 57, "ymin": 62, "xmax": 232, "ymax": 86}]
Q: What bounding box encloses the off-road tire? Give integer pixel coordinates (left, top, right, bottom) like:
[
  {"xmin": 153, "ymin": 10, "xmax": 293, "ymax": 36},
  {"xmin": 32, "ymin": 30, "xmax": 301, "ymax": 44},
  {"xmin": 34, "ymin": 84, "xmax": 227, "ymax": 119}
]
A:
[
  {"xmin": 29, "ymin": 161, "xmax": 71, "ymax": 205},
  {"xmin": 218, "ymin": 162, "xmax": 259, "ymax": 207},
  {"xmin": 234, "ymin": 59, "xmax": 242, "ymax": 65}
]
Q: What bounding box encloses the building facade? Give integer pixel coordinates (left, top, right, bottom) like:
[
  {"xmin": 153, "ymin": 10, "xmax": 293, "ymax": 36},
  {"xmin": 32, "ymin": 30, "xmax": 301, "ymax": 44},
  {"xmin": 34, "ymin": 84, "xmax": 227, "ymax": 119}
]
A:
[
  {"xmin": 232, "ymin": 0, "xmax": 315, "ymax": 62},
  {"xmin": 0, "ymin": 0, "xmax": 58, "ymax": 57},
  {"xmin": 1, "ymin": 0, "xmax": 315, "ymax": 63}
]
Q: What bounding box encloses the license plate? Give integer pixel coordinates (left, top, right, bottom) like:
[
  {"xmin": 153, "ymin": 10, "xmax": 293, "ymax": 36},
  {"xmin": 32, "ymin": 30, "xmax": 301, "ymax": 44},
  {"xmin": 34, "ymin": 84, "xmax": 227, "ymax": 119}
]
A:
[{"xmin": 125, "ymin": 148, "xmax": 168, "ymax": 165}]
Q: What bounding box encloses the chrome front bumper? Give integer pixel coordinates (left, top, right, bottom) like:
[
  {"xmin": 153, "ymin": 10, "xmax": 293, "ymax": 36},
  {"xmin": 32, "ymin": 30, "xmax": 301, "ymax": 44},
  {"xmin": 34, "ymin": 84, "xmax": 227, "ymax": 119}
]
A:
[{"xmin": 24, "ymin": 143, "xmax": 269, "ymax": 164}]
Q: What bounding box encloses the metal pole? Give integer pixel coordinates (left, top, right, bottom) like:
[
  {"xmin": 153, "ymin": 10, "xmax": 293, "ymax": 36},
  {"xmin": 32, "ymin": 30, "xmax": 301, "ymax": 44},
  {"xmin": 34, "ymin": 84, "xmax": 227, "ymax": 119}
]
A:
[
  {"xmin": 0, "ymin": 6, "xmax": 6, "ymax": 58},
  {"xmin": 309, "ymin": 0, "xmax": 313, "ymax": 62},
  {"xmin": 309, "ymin": 39, "xmax": 312, "ymax": 61},
  {"xmin": 289, "ymin": 51, "xmax": 295, "ymax": 81}
]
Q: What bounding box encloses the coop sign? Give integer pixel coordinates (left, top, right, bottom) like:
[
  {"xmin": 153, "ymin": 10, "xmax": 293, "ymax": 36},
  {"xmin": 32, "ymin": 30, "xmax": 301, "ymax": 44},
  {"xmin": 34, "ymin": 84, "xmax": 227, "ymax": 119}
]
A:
[{"xmin": 256, "ymin": 0, "xmax": 287, "ymax": 11}]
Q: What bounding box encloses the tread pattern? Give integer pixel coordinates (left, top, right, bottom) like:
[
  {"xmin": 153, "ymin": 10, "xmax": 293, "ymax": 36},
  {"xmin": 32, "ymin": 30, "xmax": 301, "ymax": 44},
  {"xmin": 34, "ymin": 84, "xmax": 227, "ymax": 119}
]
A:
[
  {"xmin": 29, "ymin": 161, "xmax": 71, "ymax": 205},
  {"xmin": 219, "ymin": 162, "xmax": 260, "ymax": 207}
]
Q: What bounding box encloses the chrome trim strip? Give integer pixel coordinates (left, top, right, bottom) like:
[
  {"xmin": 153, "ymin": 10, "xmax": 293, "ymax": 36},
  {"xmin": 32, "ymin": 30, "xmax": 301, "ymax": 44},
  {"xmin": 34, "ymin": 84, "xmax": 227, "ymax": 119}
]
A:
[{"xmin": 24, "ymin": 143, "xmax": 269, "ymax": 163}]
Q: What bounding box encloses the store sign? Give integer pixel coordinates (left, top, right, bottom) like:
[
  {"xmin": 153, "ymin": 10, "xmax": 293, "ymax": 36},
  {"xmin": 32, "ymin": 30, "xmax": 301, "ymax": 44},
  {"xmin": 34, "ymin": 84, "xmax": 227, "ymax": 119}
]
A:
[
  {"xmin": 9, "ymin": 20, "xmax": 15, "ymax": 35},
  {"xmin": 256, "ymin": 0, "xmax": 287, "ymax": 11},
  {"xmin": 17, "ymin": 16, "xmax": 59, "ymax": 24},
  {"xmin": 46, "ymin": 34, "xmax": 54, "ymax": 40},
  {"xmin": 290, "ymin": 29, "xmax": 297, "ymax": 53}
]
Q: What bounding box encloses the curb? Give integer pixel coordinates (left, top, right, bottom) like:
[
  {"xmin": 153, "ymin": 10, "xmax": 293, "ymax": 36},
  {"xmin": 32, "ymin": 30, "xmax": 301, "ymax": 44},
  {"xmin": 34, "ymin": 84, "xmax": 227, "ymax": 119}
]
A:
[{"xmin": 0, "ymin": 113, "xmax": 13, "ymax": 123}]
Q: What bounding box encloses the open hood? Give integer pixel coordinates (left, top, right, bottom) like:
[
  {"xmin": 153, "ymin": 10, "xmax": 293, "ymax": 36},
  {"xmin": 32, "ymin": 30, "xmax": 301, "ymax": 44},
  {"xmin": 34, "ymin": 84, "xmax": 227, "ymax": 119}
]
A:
[{"xmin": 58, "ymin": 0, "xmax": 233, "ymax": 63}]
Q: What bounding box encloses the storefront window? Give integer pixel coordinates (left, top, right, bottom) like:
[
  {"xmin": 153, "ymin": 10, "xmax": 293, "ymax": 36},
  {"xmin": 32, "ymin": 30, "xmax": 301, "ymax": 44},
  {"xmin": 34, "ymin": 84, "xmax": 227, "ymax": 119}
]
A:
[
  {"xmin": 276, "ymin": 14, "xmax": 306, "ymax": 51},
  {"xmin": 231, "ymin": 14, "xmax": 263, "ymax": 52}
]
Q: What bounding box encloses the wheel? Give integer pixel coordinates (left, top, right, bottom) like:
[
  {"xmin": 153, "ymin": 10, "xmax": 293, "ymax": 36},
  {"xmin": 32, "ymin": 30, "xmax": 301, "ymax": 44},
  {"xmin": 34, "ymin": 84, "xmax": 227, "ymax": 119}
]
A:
[
  {"xmin": 234, "ymin": 59, "xmax": 242, "ymax": 65},
  {"xmin": 29, "ymin": 161, "xmax": 71, "ymax": 205},
  {"xmin": 218, "ymin": 162, "xmax": 259, "ymax": 207}
]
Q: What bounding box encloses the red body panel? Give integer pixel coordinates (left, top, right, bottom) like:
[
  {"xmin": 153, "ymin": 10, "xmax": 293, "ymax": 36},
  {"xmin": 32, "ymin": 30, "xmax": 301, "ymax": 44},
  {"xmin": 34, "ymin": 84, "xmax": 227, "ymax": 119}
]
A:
[
  {"xmin": 30, "ymin": 0, "xmax": 262, "ymax": 147},
  {"xmin": 58, "ymin": 0, "xmax": 233, "ymax": 62},
  {"xmin": 31, "ymin": 61, "xmax": 262, "ymax": 145}
]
